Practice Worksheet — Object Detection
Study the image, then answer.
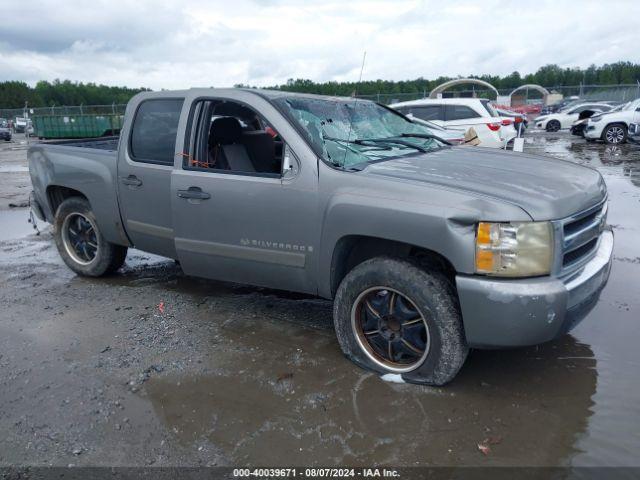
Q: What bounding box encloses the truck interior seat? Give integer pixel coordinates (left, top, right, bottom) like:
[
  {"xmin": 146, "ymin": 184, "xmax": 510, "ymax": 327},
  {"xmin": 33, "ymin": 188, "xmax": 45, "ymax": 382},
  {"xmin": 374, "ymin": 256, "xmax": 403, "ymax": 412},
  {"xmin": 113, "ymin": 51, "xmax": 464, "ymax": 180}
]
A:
[
  {"xmin": 208, "ymin": 117, "xmax": 255, "ymax": 172},
  {"xmin": 240, "ymin": 130, "xmax": 277, "ymax": 173}
]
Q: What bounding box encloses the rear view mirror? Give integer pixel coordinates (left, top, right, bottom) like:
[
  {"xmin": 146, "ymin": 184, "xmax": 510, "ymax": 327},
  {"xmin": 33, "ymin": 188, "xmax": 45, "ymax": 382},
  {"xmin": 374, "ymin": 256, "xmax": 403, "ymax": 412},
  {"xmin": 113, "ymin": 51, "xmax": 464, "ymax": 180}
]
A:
[
  {"xmin": 283, "ymin": 150, "xmax": 292, "ymax": 172},
  {"xmin": 282, "ymin": 145, "xmax": 297, "ymax": 178}
]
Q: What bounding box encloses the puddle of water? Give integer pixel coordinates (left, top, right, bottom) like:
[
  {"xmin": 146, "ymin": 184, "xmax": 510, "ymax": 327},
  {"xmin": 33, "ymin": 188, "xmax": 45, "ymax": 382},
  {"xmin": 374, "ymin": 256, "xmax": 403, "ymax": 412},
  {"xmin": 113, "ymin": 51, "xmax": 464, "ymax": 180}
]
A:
[
  {"xmin": 141, "ymin": 331, "xmax": 596, "ymax": 466},
  {"xmin": 0, "ymin": 209, "xmax": 37, "ymax": 241}
]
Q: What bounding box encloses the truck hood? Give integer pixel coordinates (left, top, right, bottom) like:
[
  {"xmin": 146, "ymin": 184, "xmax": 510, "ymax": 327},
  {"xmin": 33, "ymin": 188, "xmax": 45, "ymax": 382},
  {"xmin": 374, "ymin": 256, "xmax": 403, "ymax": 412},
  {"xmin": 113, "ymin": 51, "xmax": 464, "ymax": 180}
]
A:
[{"xmin": 362, "ymin": 146, "xmax": 606, "ymax": 220}]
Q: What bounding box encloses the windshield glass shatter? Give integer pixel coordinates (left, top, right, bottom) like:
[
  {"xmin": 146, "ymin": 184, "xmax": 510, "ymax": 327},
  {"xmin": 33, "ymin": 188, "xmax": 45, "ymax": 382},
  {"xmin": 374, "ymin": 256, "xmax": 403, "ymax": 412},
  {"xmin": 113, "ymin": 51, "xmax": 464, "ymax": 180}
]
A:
[{"xmin": 274, "ymin": 97, "xmax": 445, "ymax": 168}]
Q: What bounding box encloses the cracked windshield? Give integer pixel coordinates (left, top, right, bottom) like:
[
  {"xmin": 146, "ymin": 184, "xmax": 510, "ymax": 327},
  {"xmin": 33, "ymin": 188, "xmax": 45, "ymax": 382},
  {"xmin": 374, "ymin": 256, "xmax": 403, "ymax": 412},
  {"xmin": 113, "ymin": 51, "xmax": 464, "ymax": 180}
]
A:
[{"xmin": 276, "ymin": 97, "xmax": 445, "ymax": 168}]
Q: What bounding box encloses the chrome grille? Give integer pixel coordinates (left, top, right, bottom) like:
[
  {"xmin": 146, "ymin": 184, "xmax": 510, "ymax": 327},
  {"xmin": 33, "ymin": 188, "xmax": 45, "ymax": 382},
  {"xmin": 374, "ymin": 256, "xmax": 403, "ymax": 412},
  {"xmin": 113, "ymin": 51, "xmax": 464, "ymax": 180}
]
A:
[{"xmin": 554, "ymin": 200, "xmax": 607, "ymax": 275}]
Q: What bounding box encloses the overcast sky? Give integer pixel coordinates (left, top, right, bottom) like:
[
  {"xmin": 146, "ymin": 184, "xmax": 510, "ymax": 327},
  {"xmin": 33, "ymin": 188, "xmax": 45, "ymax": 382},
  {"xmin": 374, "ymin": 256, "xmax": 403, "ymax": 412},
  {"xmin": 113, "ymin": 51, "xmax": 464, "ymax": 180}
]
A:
[{"xmin": 1, "ymin": 0, "xmax": 639, "ymax": 90}]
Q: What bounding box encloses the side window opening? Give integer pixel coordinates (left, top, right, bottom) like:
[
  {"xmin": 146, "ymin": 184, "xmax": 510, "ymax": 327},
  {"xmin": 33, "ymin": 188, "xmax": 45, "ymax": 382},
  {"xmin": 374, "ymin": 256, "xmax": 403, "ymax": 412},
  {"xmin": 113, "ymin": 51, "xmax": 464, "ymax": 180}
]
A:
[
  {"xmin": 409, "ymin": 105, "xmax": 442, "ymax": 121},
  {"xmin": 445, "ymin": 105, "xmax": 481, "ymax": 121},
  {"xmin": 130, "ymin": 98, "xmax": 184, "ymax": 165},
  {"xmin": 186, "ymin": 100, "xmax": 284, "ymax": 177}
]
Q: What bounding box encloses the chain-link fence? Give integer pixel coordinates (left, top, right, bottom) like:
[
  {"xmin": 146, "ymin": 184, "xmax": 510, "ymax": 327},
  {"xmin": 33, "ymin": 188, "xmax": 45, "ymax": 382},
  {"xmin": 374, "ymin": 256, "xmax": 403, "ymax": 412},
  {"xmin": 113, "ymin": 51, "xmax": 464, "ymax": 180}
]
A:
[
  {"xmin": 0, "ymin": 103, "xmax": 127, "ymax": 120},
  {"xmin": 357, "ymin": 83, "xmax": 640, "ymax": 105},
  {"xmin": 1, "ymin": 84, "xmax": 639, "ymax": 117}
]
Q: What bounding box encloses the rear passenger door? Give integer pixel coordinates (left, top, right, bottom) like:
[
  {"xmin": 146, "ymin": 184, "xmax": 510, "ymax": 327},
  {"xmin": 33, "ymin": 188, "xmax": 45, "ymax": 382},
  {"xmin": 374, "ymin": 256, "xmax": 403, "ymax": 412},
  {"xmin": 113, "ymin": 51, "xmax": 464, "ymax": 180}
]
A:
[{"xmin": 117, "ymin": 97, "xmax": 184, "ymax": 258}]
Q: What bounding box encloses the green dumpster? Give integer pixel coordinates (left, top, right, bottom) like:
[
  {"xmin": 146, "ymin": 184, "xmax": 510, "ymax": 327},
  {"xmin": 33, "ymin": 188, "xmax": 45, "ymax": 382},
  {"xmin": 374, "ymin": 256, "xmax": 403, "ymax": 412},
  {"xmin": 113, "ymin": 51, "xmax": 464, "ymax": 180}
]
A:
[{"xmin": 33, "ymin": 114, "xmax": 124, "ymax": 139}]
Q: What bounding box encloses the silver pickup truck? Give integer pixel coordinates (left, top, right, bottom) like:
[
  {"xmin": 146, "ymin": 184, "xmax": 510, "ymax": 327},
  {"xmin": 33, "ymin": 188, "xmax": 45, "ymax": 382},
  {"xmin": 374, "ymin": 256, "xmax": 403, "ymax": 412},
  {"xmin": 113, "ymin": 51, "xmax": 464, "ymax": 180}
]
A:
[{"xmin": 28, "ymin": 89, "xmax": 613, "ymax": 385}]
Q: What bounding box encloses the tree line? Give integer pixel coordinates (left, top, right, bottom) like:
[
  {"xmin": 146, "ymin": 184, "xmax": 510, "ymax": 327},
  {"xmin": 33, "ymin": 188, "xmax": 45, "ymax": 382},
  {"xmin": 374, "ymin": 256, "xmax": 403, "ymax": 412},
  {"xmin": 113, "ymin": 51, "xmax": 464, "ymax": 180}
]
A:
[
  {"xmin": 1, "ymin": 62, "xmax": 639, "ymax": 109},
  {"xmin": 259, "ymin": 62, "xmax": 640, "ymax": 97},
  {"xmin": 0, "ymin": 79, "xmax": 148, "ymax": 109}
]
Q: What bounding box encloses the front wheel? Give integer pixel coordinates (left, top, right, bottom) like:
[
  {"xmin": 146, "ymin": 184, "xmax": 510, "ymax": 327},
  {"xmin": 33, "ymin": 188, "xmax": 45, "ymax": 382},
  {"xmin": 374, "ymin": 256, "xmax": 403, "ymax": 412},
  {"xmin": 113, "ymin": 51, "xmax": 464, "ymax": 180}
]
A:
[
  {"xmin": 546, "ymin": 120, "xmax": 561, "ymax": 132},
  {"xmin": 603, "ymin": 124, "xmax": 627, "ymax": 144},
  {"xmin": 333, "ymin": 257, "xmax": 468, "ymax": 386},
  {"xmin": 54, "ymin": 197, "xmax": 128, "ymax": 276}
]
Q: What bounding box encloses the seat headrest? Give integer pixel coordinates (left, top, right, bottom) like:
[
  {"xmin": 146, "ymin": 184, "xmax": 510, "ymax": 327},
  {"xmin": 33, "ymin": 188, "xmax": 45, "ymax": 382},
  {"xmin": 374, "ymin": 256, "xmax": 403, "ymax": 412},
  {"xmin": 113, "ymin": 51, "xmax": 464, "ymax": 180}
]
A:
[{"xmin": 210, "ymin": 117, "xmax": 242, "ymax": 145}]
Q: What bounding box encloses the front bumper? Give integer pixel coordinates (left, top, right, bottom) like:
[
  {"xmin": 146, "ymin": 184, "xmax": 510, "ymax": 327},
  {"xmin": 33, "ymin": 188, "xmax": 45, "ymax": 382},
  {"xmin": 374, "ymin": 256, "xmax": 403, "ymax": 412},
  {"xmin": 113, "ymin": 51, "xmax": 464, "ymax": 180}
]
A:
[
  {"xmin": 584, "ymin": 125, "xmax": 603, "ymax": 139},
  {"xmin": 456, "ymin": 229, "xmax": 613, "ymax": 348},
  {"xmin": 570, "ymin": 123, "xmax": 586, "ymax": 136}
]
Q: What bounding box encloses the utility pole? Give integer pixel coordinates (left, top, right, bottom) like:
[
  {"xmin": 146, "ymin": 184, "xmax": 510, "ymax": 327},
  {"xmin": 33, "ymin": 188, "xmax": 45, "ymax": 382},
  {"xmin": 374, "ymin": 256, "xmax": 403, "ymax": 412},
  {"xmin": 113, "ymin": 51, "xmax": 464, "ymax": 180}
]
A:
[{"xmin": 24, "ymin": 101, "xmax": 29, "ymax": 143}]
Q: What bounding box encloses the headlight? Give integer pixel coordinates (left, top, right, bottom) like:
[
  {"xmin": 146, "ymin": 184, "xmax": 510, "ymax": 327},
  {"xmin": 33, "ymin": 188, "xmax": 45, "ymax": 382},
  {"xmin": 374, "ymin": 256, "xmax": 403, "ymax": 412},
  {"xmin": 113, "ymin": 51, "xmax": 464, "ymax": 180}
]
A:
[
  {"xmin": 475, "ymin": 222, "xmax": 553, "ymax": 277},
  {"xmin": 590, "ymin": 117, "xmax": 602, "ymax": 123}
]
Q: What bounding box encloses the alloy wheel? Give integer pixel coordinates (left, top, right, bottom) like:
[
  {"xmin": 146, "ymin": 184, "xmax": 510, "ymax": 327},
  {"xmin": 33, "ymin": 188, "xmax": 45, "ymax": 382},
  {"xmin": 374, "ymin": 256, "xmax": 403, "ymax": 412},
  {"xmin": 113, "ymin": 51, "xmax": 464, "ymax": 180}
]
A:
[
  {"xmin": 351, "ymin": 287, "xmax": 430, "ymax": 373},
  {"xmin": 61, "ymin": 213, "xmax": 99, "ymax": 265},
  {"xmin": 547, "ymin": 121, "xmax": 560, "ymax": 132},
  {"xmin": 605, "ymin": 126, "xmax": 625, "ymax": 144}
]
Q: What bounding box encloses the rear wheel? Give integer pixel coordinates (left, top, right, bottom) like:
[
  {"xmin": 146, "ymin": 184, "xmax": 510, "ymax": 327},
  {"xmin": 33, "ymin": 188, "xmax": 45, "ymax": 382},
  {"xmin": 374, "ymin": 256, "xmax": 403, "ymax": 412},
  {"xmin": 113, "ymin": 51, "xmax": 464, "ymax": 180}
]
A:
[
  {"xmin": 333, "ymin": 257, "xmax": 468, "ymax": 385},
  {"xmin": 603, "ymin": 124, "xmax": 627, "ymax": 144},
  {"xmin": 546, "ymin": 120, "xmax": 561, "ymax": 132},
  {"xmin": 54, "ymin": 197, "xmax": 128, "ymax": 276}
]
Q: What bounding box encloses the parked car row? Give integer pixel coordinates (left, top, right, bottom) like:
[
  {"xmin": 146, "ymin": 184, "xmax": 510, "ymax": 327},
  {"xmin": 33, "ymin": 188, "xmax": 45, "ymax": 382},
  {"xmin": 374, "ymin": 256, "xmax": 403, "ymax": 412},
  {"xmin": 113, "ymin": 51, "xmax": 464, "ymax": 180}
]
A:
[
  {"xmin": 583, "ymin": 98, "xmax": 640, "ymax": 144},
  {"xmin": 570, "ymin": 102, "xmax": 627, "ymax": 138},
  {"xmin": 534, "ymin": 102, "xmax": 615, "ymax": 132},
  {"xmin": 533, "ymin": 97, "xmax": 640, "ymax": 144},
  {"xmin": 0, "ymin": 116, "xmax": 34, "ymax": 136},
  {"xmin": 0, "ymin": 118, "xmax": 12, "ymax": 141}
]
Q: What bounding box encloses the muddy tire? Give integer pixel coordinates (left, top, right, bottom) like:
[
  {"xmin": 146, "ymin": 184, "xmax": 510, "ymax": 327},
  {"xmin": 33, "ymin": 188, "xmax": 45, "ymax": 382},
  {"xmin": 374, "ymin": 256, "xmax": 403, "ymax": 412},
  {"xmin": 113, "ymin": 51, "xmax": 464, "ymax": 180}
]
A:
[
  {"xmin": 602, "ymin": 123, "xmax": 627, "ymax": 144},
  {"xmin": 333, "ymin": 256, "xmax": 468, "ymax": 386},
  {"xmin": 546, "ymin": 120, "xmax": 561, "ymax": 132},
  {"xmin": 54, "ymin": 197, "xmax": 128, "ymax": 276}
]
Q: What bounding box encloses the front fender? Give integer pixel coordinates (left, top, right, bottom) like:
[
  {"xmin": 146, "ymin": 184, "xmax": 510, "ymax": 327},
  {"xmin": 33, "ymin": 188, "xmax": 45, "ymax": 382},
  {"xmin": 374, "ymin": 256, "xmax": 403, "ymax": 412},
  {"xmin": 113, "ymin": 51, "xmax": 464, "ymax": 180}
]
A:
[{"xmin": 317, "ymin": 184, "xmax": 531, "ymax": 298}]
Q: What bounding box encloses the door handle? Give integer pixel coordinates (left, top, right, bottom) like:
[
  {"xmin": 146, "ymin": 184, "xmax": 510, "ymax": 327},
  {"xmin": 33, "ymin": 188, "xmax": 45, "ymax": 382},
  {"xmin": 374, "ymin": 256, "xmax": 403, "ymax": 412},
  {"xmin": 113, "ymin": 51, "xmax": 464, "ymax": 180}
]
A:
[
  {"xmin": 120, "ymin": 175, "xmax": 142, "ymax": 187},
  {"xmin": 177, "ymin": 187, "xmax": 211, "ymax": 200}
]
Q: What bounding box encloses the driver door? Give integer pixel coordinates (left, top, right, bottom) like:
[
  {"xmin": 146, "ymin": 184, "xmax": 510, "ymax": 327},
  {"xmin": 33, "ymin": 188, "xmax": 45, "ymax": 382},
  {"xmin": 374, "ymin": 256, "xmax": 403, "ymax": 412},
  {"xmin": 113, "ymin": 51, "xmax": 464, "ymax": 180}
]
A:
[{"xmin": 170, "ymin": 97, "xmax": 320, "ymax": 294}]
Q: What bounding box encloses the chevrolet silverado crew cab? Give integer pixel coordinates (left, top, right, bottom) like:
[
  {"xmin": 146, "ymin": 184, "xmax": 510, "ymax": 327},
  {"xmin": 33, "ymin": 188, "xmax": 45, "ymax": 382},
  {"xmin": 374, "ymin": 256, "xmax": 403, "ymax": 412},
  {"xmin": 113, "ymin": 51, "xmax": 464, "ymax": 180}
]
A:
[{"xmin": 28, "ymin": 89, "xmax": 613, "ymax": 385}]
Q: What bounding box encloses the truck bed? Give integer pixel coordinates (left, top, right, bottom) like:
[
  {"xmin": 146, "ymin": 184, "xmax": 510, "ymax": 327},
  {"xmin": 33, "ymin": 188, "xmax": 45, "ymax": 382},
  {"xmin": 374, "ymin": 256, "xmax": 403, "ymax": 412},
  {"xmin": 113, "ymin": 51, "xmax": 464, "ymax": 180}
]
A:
[
  {"xmin": 39, "ymin": 136, "xmax": 120, "ymax": 151},
  {"xmin": 28, "ymin": 136, "xmax": 125, "ymax": 246}
]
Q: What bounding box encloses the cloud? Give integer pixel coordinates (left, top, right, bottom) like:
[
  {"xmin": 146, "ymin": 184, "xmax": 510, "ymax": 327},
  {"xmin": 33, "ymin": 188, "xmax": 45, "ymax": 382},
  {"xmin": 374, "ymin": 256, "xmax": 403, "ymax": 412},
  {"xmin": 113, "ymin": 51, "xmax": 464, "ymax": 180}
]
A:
[{"xmin": 0, "ymin": 0, "xmax": 639, "ymax": 90}]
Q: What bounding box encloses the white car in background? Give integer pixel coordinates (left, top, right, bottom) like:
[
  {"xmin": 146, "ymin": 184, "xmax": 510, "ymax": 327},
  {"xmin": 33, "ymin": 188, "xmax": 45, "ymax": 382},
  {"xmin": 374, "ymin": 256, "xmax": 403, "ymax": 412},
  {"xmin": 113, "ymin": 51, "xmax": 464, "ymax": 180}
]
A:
[
  {"xmin": 399, "ymin": 115, "xmax": 466, "ymax": 145},
  {"xmin": 629, "ymin": 122, "xmax": 640, "ymax": 142},
  {"xmin": 584, "ymin": 98, "xmax": 640, "ymax": 144},
  {"xmin": 533, "ymin": 102, "xmax": 615, "ymax": 132},
  {"xmin": 390, "ymin": 98, "xmax": 517, "ymax": 149}
]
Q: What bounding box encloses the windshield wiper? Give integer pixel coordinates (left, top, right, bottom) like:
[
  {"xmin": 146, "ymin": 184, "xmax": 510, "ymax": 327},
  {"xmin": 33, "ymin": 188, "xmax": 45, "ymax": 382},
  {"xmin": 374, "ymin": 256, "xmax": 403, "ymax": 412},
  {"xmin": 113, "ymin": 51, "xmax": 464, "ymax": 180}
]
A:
[
  {"xmin": 322, "ymin": 136, "xmax": 392, "ymax": 149},
  {"xmin": 361, "ymin": 137, "xmax": 428, "ymax": 153},
  {"xmin": 398, "ymin": 133, "xmax": 452, "ymax": 146}
]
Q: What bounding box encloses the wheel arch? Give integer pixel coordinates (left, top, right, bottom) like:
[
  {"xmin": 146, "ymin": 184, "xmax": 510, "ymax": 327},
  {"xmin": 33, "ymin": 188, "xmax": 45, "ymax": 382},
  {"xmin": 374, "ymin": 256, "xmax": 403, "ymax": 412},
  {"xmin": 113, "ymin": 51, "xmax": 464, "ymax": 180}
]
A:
[
  {"xmin": 602, "ymin": 120, "xmax": 628, "ymax": 131},
  {"xmin": 328, "ymin": 235, "xmax": 457, "ymax": 299},
  {"xmin": 601, "ymin": 121, "xmax": 628, "ymax": 141},
  {"xmin": 46, "ymin": 185, "xmax": 90, "ymax": 217}
]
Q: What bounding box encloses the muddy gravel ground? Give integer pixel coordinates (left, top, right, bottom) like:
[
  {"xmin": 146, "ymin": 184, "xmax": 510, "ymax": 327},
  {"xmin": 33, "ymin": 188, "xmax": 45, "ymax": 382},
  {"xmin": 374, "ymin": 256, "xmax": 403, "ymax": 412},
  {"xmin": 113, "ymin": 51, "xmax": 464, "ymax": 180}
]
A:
[{"xmin": 0, "ymin": 131, "xmax": 639, "ymax": 468}]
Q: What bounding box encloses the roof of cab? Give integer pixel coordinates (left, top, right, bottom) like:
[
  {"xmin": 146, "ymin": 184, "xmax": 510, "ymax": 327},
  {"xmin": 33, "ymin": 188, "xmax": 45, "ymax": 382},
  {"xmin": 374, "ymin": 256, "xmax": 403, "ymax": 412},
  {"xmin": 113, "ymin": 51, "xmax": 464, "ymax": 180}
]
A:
[{"xmin": 133, "ymin": 87, "xmax": 369, "ymax": 104}]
